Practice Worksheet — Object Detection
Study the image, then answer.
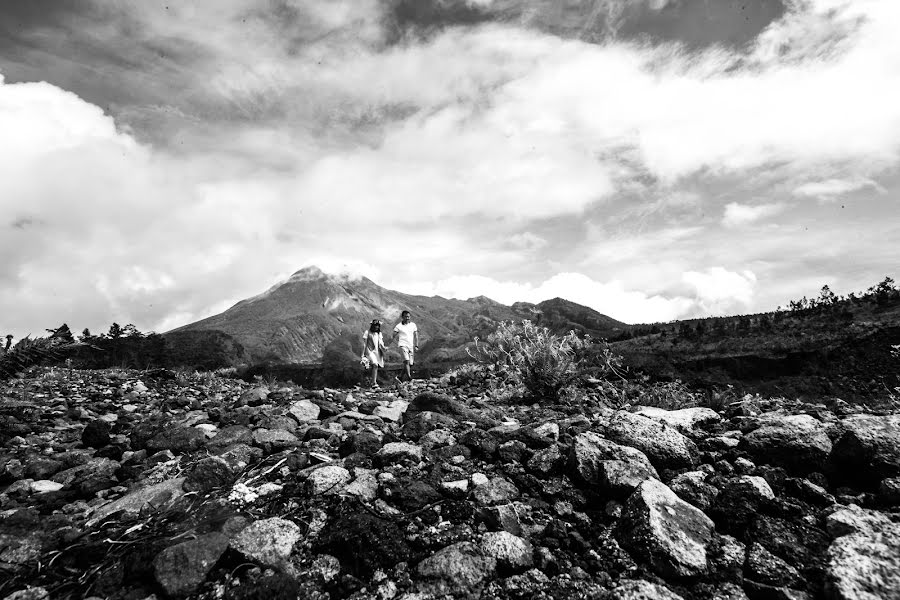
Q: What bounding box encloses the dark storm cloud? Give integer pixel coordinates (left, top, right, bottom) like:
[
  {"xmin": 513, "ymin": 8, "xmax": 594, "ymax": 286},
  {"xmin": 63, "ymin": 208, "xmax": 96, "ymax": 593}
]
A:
[{"xmin": 385, "ymin": 0, "xmax": 786, "ymax": 49}]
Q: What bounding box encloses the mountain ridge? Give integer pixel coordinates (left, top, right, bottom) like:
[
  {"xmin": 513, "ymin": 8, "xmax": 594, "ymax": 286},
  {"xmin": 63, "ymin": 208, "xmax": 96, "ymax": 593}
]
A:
[{"xmin": 165, "ymin": 266, "xmax": 628, "ymax": 365}]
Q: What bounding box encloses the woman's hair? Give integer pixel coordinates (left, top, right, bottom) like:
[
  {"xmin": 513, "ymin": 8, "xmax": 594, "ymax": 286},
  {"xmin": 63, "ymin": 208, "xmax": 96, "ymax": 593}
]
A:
[{"xmin": 369, "ymin": 320, "xmax": 381, "ymax": 333}]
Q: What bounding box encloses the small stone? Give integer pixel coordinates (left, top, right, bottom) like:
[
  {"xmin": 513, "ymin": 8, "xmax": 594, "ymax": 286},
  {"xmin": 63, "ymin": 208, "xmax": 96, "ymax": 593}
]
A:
[
  {"xmin": 153, "ymin": 532, "xmax": 229, "ymax": 596},
  {"xmin": 306, "ymin": 465, "xmax": 352, "ymax": 495},
  {"xmin": 288, "ymin": 399, "xmax": 320, "ymax": 423},
  {"xmin": 416, "ymin": 541, "xmax": 497, "ymax": 598},
  {"xmin": 480, "ymin": 531, "xmax": 533, "ymax": 571},
  {"xmin": 473, "ymin": 477, "xmax": 520, "ymax": 506},
  {"xmin": 81, "ymin": 420, "xmax": 111, "ymax": 448},
  {"xmin": 376, "ymin": 442, "xmax": 423, "ymax": 465},
  {"xmin": 230, "ymin": 517, "xmax": 303, "ymax": 568},
  {"xmin": 30, "ymin": 480, "xmax": 64, "ymax": 494},
  {"xmin": 183, "ymin": 456, "xmax": 235, "ymax": 492},
  {"xmin": 612, "ymin": 579, "xmax": 685, "ymax": 600}
]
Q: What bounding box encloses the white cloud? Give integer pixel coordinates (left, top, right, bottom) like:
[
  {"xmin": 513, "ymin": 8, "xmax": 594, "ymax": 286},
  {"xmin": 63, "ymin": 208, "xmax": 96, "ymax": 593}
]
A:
[
  {"xmin": 505, "ymin": 232, "xmax": 547, "ymax": 251},
  {"xmin": 793, "ymin": 177, "xmax": 885, "ymax": 200},
  {"xmin": 722, "ymin": 202, "xmax": 786, "ymax": 227},
  {"xmin": 408, "ymin": 272, "xmax": 695, "ymax": 324},
  {"xmin": 683, "ymin": 267, "xmax": 757, "ymax": 315}
]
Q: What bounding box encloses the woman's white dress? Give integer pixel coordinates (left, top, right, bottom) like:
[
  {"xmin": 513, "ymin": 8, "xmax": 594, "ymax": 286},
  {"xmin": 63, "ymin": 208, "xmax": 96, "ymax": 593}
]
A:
[{"xmin": 363, "ymin": 331, "xmax": 385, "ymax": 368}]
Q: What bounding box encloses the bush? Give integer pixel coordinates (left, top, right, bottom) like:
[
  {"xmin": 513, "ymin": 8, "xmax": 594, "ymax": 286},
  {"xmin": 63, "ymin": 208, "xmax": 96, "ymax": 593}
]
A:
[{"xmin": 468, "ymin": 320, "xmax": 624, "ymax": 401}]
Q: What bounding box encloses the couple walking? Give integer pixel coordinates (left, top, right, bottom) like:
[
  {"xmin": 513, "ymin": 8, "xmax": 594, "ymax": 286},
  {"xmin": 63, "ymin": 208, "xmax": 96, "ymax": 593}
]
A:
[{"xmin": 361, "ymin": 310, "xmax": 418, "ymax": 388}]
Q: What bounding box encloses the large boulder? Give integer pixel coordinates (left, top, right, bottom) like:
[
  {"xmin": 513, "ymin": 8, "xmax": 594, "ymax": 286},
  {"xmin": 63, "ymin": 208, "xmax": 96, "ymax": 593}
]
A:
[
  {"xmin": 603, "ymin": 411, "xmax": 698, "ymax": 470},
  {"xmin": 828, "ymin": 414, "xmax": 900, "ymax": 488},
  {"xmin": 825, "ymin": 521, "xmax": 900, "ymax": 600},
  {"xmin": 740, "ymin": 414, "xmax": 832, "ymax": 474},
  {"xmin": 617, "ymin": 479, "xmax": 715, "ymax": 578},
  {"xmin": 569, "ymin": 432, "xmax": 659, "ymax": 498}
]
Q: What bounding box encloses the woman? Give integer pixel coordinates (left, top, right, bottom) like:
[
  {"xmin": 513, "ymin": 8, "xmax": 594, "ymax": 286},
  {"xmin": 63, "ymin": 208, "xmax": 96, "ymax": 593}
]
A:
[{"xmin": 361, "ymin": 319, "xmax": 386, "ymax": 388}]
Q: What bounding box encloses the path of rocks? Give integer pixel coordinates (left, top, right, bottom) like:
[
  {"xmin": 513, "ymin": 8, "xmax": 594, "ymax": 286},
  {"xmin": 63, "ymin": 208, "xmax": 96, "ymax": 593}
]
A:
[{"xmin": 0, "ymin": 367, "xmax": 898, "ymax": 600}]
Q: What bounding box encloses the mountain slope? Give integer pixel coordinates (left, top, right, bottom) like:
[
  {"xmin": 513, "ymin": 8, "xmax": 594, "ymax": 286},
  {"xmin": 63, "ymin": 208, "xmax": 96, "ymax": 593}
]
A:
[{"xmin": 165, "ymin": 266, "xmax": 628, "ymax": 365}]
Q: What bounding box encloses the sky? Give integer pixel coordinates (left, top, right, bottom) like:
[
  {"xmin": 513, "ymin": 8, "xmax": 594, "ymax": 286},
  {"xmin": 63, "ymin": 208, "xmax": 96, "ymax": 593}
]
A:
[{"xmin": 1, "ymin": 0, "xmax": 898, "ymax": 337}]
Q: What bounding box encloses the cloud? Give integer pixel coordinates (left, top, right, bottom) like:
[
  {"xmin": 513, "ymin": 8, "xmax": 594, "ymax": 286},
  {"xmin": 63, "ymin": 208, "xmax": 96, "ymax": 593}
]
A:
[
  {"xmin": 683, "ymin": 267, "xmax": 757, "ymax": 315},
  {"xmin": 792, "ymin": 177, "xmax": 886, "ymax": 200},
  {"xmin": 722, "ymin": 202, "xmax": 786, "ymax": 227}
]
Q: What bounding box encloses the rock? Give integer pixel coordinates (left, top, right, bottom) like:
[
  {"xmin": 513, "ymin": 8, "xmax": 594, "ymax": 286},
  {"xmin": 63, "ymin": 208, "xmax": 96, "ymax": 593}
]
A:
[
  {"xmin": 146, "ymin": 426, "xmax": 207, "ymax": 454},
  {"xmin": 741, "ymin": 414, "xmax": 832, "ymax": 474},
  {"xmin": 473, "ymin": 477, "xmax": 520, "ymax": 506},
  {"xmin": 569, "ymin": 431, "xmax": 659, "ymax": 498},
  {"xmin": 420, "ymin": 429, "xmax": 457, "ymax": 450},
  {"xmin": 86, "ymin": 477, "xmax": 186, "ymax": 526},
  {"xmin": 252, "ymin": 428, "xmax": 300, "ymax": 453},
  {"xmin": 153, "ymin": 532, "xmax": 229, "ymax": 596},
  {"xmin": 401, "ymin": 410, "xmax": 458, "ymax": 440},
  {"xmin": 405, "ymin": 392, "xmax": 499, "ymax": 428},
  {"xmin": 526, "ymin": 444, "xmax": 563, "ymax": 476},
  {"xmin": 373, "ymin": 400, "xmax": 408, "ymax": 422},
  {"xmin": 828, "ymin": 414, "xmax": 900, "ymax": 487},
  {"xmin": 52, "ymin": 457, "xmax": 119, "ymax": 495},
  {"xmin": 825, "ymin": 504, "xmax": 894, "ymax": 538},
  {"xmin": 313, "ymin": 508, "xmax": 412, "ymax": 578},
  {"xmin": 344, "ymin": 468, "xmax": 378, "ymax": 500},
  {"xmin": 2, "ymin": 587, "xmax": 50, "ymax": 600},
  {"xmin": 746, "ymin": 542, "xmax": 801, "ymax": 587},
  {"xmin": 30, "ymin": 480, "xmax": 64, "ymax": 494},
  {"xmin": 239, "ymin": 387, "xmax": 268, "ymax": 406},
  {"xmin": 81, "ymin": 420, "xmax": 111, "ymax": 448},
  {"xmin": 879, "ymin": 476, "xmax": 900, "ymax": 506},
  {"xmin": 534, "ymin": 422, "xmax": 560, "ymax": 440},
  {"xmin": 617, "ymin": 479, "xmax": 715, "ymax": 578},
  {"xmin": 825, "ymin": 521, "xmax": 900, "ymax": 600},
  {"xmin": 603, "ymin": 411, "xmax": 698, "ymax": 470},
  {"xmin": 612, "ymin": 579, "xmax": 686, "ymax": 600},
  {"xmin": 206, "ymin": 425, "xmax": 254, "ymax": 451},
  {"xmin": 480, "ymin": 531, "xmax": 533, "ymax": 571},
  {"xmin": 416, "ymin": 541, "xmax": 497, "ymax": 598},
  {"xmin": 375, "ymin": 442, "xmax": 423, "ymax": 465},
  {"xmin": 183, "ymin": 456, "xmax": 235, "ymax": 492},
  {"xmin": 482, "ymin": 503, "xmax": 524, "ymax": 536},
  {"xmin": 339, "ymin": 431, "xmax": 382, "ymax": 457},
  {"xmin": 306, "ymin": 465, "xmax": 352, "ymax": 495},
  {"xmin": 633, "ymin": 406, "xmax": 722, "ymax": 434},
  {"xmin": 288, "ymin": 399, "xmax": 320, "ymax": 423},
  {"xmin": 390, "ymin": 479, "xmax": 442, "ymax": 511},
  {"xmin": 0, "ymin": 532, "xmax": 42, "ymax": 566},
  {"xmin": 230, "ymin": 517, "xmax": 303, "ymax": 569},
  {"xmin": 709, "ymin": 476, "xmax": 775, "ymax": 533},
  {"xmin": 669, "ymin": 471, "xmax": 719, "ymax": 511}
]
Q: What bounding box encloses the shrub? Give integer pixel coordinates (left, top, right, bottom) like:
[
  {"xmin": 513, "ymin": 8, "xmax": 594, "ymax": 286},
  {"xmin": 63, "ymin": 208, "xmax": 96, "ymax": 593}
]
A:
[{"xmin": 469, "ymin": 320, "xmax": 624, "ymax": 401}]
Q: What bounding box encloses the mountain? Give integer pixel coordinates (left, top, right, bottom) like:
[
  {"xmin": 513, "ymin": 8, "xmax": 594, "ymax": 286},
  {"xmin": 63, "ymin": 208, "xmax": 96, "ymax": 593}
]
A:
[{"xmin": 165, "ymin": 266, "xmax": 628, "ymax": 366}]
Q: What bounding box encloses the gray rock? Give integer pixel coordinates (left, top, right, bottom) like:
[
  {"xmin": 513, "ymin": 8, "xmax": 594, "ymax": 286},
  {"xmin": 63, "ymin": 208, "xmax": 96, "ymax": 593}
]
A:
[
  {"xmin": 829, "ymin": 414, "xmax": 900, "ymax": 486},
  {"xmin": 147, "ymin": 426, "xmax": 207, "ymax": 454},
  {"xmin": 670, "ymin": 471, "xmax": 719, "ymax": 511},
  {"xmin": 526, "ymin": 444, "xmax": 563, "ymax": 476},
  {"xmin": 153, "ymin": 532, "xmax": 229, "ymax": 596},
  {"xmin": 746, "ymin": 542, "xmax": 801, "ymax": 587},
  {"xmin": 603, "ymin": 411, "xmax": 698, "ymax": 470},
  {"xmin": 416, "ymin": 541, "xmax": 497, "ymax": 598},
  {"xmin": 401, "ymin": 410, "xmax": 457, "ymax": 440},
  {"xmin": 569, "ymin": 431, "xmax": 659, "ymax": 498},
  {"xmin": 376, "ymin": 442, "xmax": 423, "ymax": 465},
  {"xmin": 86, "ymin": 477, "xmax": 186, "ymax": 527},
  {"xmin": 288, "ymin": 399, "xmax": 320, "ymax": 423},
  {"xmin": 206, "ymin": 425, "xmax": 254, "ymax": 452},
  {"xmin": 825, "ymin": 504, "xmax": 894, "ymax": 538},
  {"xmin": 183, "ymin": 456, "xmax": 235, "ymax": 492},
  {"xmin": 879, "ymin": 476, "xmax": 900, "ymax": 506},
  {"xmin": 252, "ymin": 428, "xmax": 299, "ymax": 453},
  {"xmin": 480, "ymin": 531, "xmax": 534, "ymax": 571},
  {"xmin": 612, "ymin": 579, "xmax": 686, "ymax": 600},
  {"xmin": 2, "ymin": 586, "xmax": 50, "ymax": 600},
  {"xmin": 741, "ymin": 414, "xmax": 832, "ymax": 474},
  {"xmin": 618, "ymin": 479, "xmax": 715, "ymax": 578},
  {"xmin": 473, "ymin": 477, "xmax": 520, "ymax": 506},
  {"xmin": 405, "ymin": 392, "xmax": 499, "ymax": 428},
  {"xmin": 230, "ymin": 517, "xmax": 303, "ymax": 569},
  {"xmin": 306, "ymin": 465, "xmax": 352, "ymax": 495},
  {"xmin": 81, "ymin": 419, "xmax": 111, "ymax": 448},
  {"xmin": 633, "ymin": 406, "xmax": 722, "ymax": 434},
  {"xmin": 825, "ymin": 521, "xmax": 900, "ymax": 600}
]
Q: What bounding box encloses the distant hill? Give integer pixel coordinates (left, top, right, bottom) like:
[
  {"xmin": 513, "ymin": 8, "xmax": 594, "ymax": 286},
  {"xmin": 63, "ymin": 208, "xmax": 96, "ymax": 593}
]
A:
[
  {"xmin": 611, "ymin": 284, "xmax": 900, "ymax": 402},
  {"xmin": 165, "ymin": 266, "xmax": 628, "ymax": 366}
]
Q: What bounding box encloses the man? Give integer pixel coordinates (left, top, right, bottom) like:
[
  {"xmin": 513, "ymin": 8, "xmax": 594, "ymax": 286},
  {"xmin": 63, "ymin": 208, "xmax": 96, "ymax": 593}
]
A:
[{"xmin": 392, "ymin": 310, "xmax": 418, "ymax": 382}]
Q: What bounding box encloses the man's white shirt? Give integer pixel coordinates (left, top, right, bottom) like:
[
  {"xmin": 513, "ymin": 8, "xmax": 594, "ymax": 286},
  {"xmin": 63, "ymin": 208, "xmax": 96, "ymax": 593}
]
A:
[{"xmin": 393, "ymin": 322, "xmax": 417, "ymax": 348}]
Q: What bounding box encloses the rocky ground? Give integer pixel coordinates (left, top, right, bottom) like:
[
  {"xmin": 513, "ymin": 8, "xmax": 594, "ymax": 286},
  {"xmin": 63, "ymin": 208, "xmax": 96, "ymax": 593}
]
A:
[{"xmin": 0, "ymin": 367, "xmax": 899, "ymax": 600}]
